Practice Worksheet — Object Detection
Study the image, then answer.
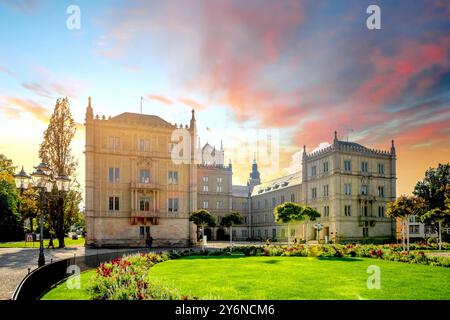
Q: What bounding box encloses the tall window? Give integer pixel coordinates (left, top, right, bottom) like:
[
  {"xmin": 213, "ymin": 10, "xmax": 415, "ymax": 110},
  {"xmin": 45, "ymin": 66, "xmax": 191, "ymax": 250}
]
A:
[
  {"xmin": 311, "ymin": 165, "xmax": 317, "ymax": 177},
  {"xmin": 363, "ymin": 227, "xmax": 369, "ymax": 237},
  {"xmin": 291, "ymin": 193, "xmax": 295, "ymax": 202},
  {"xmin": 344, "ymin": 205, "xmax": 351, "ymax": 216},
  {"xmin": 203, "ymin": 185, "xmax": 209, "ymax": 192},
  {"xmin": 140, "ymin": 169, "xmax": 150, "ymax": 183},
  {"xmin": 168, "ymin": 198, "xmax": 179, "ymax": 212},
  {"xmin": 272, "ymin": 197, "xmax": 276, "ymax": 207},
  {"xmin": 323, "ymin": 206, "xmax": 330, "ymax": 217},
  {"xmin": 216, "ymin": 201, "xmax": 223, "ymax": 209},
  {"xmin": 108, "ymin": 168, "xmax": 120, "ymax": 182},
  {"xmin": 361, "ymin": 205, "xmax": 368, "ymax": 217},
  {"xmin": 344, "ymin": 160, "xmax": 351, "ymax": 171},
  {"xmin": 280, "ymin": 195, "xmax": 285, "ymax": 203},
  {"xmin": 344, "ymin": 183, "xmax": 351, "ymax": 195},
  {"xmin": 378, "ymin": 163, "xmax": 384, "ymax": 174},
  {"xmin": 108, "ymin": 136, "xmax": 120, "ymax": 150},
  {"xmin": 109, "ymin": 196, "xmax": 120, "ymax": 211},
  {"xmin": 202, "ymin": 200, "xmax": 209, "ymax": 209},
  {"xmin": 361, "ymin": 185, "xmax": 368, "ymax": 195},
  {"xmin": 264, "ymin": 199, "xmax": 268, "ymax": 208},
  {"xmin": 202, "ymin": 176, "xmax": 209, "ymax": 183},
  {"xmin": 361, "ymin": 161, "xmax": 368, "ymax": 173},
  {"xmin": 323, "ymin": 185, "xmax": 329, "ymax": 197},
  {"xmin": 168, "ymin": 171, "xmax": 178, "ymax": 184},
  {"xmin": 312, "ymin": 187, "xmax": 317, "ymax": 199},
  {"xmin": 378, "ymin": 206, "xmax": 385, "ymax": 217},
  {"xmin": 323, "ymin": 161, "xmax": 329, "ymax": 173},
  {"xmin": 378, "ymin": 186, "xmax": 385, "ymax": 197},
  {"xmin": 140, "ymin": 198, "xmax": 150, "ymax": 211},
  {"xmin": 139, "ymin": 139, "xmax": 150, "ymax": 152},
  {"xmin": 217, "ymin": 177, "xmax": 223, "ymax": 183},
  {"xmin": 217, "ymin": 185, "xmax": 223, "ymax": 192}
]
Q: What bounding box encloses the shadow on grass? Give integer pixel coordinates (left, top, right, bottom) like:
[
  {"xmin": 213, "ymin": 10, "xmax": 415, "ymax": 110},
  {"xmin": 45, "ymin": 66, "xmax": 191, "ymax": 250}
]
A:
[
  {"xmin": 179, "ymin": 255, "xmax": 364, "ymax": 262},
  {"xmin": 316, "ymin": 257, "xmax": 364, "ymax": 262}
]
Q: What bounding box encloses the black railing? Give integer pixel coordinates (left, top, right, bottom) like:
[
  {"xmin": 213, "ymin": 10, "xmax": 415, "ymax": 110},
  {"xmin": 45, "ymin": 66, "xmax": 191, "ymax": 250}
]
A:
[{"xmin": 11, "ymin": 248, "xmax": 162, "ymax": 301}]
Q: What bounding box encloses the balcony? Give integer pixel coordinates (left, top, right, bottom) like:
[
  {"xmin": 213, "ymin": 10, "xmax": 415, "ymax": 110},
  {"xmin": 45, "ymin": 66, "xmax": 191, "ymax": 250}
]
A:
[
  {"xmin": 357, "ymin": 194, "xmax": 376, "ymax": 202},
  {"xmin": 131, "ymin": 210, "xmax": 161, "ymax": 218},
  {"xmin": 130, "ymin": 181, "xmax": 161, "ymax": 190}
]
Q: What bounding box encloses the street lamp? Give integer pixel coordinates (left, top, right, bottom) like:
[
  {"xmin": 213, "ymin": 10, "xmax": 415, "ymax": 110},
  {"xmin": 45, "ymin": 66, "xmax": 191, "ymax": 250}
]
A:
[
  {"xmin": 14, "ymin": 163, "xmax": 72, "ymax": 267},
  {"xmin": 31, "ymin": 163, "xmax": 52, "ymax": 267},
  {"xmin": 14, "ymin": 166, "xmax": 31, "ymax": 191}
]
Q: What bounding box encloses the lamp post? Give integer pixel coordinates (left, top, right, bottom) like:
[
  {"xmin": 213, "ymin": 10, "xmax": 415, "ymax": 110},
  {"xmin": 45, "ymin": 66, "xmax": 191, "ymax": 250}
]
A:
[
  {"xmin": 14, "ymin": 163, "xmax": 71, "ymax": 267},
  {"xmin": 31, "ymin": 163, "xmax": 52, "ymax": 267}
]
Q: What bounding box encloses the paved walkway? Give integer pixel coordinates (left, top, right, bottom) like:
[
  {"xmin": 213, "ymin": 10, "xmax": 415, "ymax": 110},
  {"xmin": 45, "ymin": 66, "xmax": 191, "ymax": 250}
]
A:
[{"xmin": 0, "ymin": 246, "xmax": 153, "ymax": 300}]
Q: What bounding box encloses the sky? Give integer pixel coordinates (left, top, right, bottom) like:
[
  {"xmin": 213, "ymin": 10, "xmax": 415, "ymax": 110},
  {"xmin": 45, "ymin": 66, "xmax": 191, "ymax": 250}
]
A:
[{"xmin": 0, "ymin": 0, "xmax": 449, "ymax": 201}]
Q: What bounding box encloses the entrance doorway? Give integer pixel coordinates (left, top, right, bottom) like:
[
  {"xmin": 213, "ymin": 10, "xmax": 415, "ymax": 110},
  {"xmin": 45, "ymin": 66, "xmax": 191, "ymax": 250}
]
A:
[{"xmin": 216, "ymin": 228, "xmax": 226, "ymax": 241}]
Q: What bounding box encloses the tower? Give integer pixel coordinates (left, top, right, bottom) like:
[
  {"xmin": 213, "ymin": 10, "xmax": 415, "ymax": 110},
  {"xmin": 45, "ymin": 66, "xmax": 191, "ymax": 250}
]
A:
[
  {"xmin": 84, "ymin": 97, "xmax": 95, "ymax": 244},
  {"xmin": 247, "ymin": 153, "xmax": 261, "ymax": 192}
]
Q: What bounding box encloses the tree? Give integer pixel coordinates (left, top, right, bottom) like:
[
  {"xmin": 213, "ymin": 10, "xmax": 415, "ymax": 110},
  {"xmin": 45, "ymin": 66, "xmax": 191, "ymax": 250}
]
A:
[
  {"xmin": 0, "ymin": 154, "xmax": 23, "ymax": 241},
  {"xmin": 387, "ymin": 195, "xmax": 425, "ymax": 251},
  {"xmin": 39, "ymin": 97, "xmax": 78, "ymax": 248},
  {"xmin": 18, "ymin": 188, "xmax": 39, "ymax": 233},
  {"xmin": 302, "ymin": 206, "xmax": 321, "ymax": 243},
  {"xmin": 274, "ymin": 202, "xmax": 305, "ymax": 246},
  {"xmin": 189, "ymin": 210, "xmax": 216, "ymax": 247},
  {"xmin": 413, "ymin": 163, "xmax": 450, "ymax": 211},
  {"xmin": 419, "ymin": 186, "xmax": 450, "ymax": 250},
  {"xmin": 0, "ymin": 154, "xmax": 16, "ymax": 175},
  {"xmin": 220, "ymin": 212, "xmax": 244, "ymax": 248},
  {"xmin": 0, "ymin": 179, "xmax": 22, "ymax": 241}
]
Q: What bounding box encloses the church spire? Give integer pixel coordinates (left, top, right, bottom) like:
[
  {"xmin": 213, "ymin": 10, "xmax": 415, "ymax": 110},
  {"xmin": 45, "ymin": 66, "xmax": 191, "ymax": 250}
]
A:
[{"xmin": 86, "ymin": 96, "xmax": 93, "ymax": 121}]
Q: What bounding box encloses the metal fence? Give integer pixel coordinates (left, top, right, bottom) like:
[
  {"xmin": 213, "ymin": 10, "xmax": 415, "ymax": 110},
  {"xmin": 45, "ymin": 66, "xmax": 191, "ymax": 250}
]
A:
[{"xmin": 11, "ymin": 248, "xmax": 160, "ymax": 301}]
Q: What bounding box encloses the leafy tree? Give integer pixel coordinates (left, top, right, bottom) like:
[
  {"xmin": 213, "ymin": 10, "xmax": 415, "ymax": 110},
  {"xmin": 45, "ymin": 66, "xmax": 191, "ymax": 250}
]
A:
[
  {"xmin": 274, "ymin": 202, "xmax": 305, "ymax": 246},
  {"xmin": 0, "ymin": 154, "xmax": 16, "ymax": 175},
  {"xmin": 220, "ymin": 211, "xmax": 244, "ymax": 247},
  {"xmin": 420, "ymin": 186, "xmax": 450, "ymax": 250},
  {"xmin": 39, "ymin": 97, "xmax": 79, "ymax": 248},
  {"xmin": 0, "ymin": 179, "xmax": 22, "ymax": 241},
  {"xmin": 18, "ymin": 188, "xmax": 39, "ymax": 233},
  {"xmin": 302, "ymin": 206, "xmax": 321, "ymax": 242},
  {"xmin": 413, "ymin": 163, "xmax": 450, "ymax": 211},
  {"xmin": 189, "ymin": 209, "xmax": 216, "ymax": 246},
  {"xmin": 387, "ymin": 195, "xmax": 426, "ymax": 251},
  {"xmin": 0, "ymin": 154, "xmax": 23, "ymax": 241}
]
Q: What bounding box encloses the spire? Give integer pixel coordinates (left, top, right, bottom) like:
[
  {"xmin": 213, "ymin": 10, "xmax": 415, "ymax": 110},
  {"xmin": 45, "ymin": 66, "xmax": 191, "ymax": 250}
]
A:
[
  {"xmin": 189, "ymin": 109, "xmax": 196, "ymax": 131},
  {"xmin": 253, "ymin": 152, "xmax": 257, "ymax": 164},
  {"xmin": 86, "ymin": 96, "xmax": 93, "ymax": 121},
  {"xmin": 333, "ymin": 130, "xmax": 338, "ymax": 146},
  {"xmin": 391, "ymin": 139, "xmax": 396, "ymax": 155}
]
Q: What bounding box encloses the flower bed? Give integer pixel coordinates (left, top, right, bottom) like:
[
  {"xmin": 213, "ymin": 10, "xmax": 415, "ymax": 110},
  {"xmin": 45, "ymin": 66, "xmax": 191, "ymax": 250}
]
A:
[{"xmin": 233, "ymin": 243, "xmax": 450, "ymax": 267}]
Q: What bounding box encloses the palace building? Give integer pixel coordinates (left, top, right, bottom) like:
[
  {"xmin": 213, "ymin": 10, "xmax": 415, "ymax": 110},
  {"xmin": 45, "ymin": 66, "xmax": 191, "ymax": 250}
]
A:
[{"xmin": 85, "ymin": 99, "xmax": 397, "ymax": 247}]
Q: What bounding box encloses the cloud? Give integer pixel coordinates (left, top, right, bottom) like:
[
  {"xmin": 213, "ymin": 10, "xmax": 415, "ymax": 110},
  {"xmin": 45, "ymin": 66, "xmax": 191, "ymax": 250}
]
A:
[
  {"xmin": 0, "ymin": 96, "xmax": 49, "ymax": 123},
  {"xmin": 145, "ymin": 95, "xmax": 173, "ymax": 106},
  {"xmin": 177, "ymin": 97, "xmax": 205, "ymax": 110},
  {"xmin": 0, "ymin": 0, "xmax": 40, "ymax": 13}
]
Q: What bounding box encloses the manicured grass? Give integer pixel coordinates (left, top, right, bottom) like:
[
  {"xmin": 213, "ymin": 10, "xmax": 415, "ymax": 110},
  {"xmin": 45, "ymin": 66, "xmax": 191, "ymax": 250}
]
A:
[
  {"xmin": 0, "ymin": 237, "xmax": 85, "ymax": 248},
  {"xmin": 41, "ymin": 269, "xmax": 96, "ymax": 300},
  {"xmin": 147, "ymin": 256, "xmax": 450, "ymax": 299},
  {"xmin": 42, "ymin": 255, "xmax": 450, "ymax": 300}
]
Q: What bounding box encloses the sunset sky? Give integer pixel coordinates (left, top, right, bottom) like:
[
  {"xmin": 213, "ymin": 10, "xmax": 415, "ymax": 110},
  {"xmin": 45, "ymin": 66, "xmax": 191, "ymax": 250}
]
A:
[{"xmin": 0, "ymin": 0, "xmax": 449, "ymax": 202}]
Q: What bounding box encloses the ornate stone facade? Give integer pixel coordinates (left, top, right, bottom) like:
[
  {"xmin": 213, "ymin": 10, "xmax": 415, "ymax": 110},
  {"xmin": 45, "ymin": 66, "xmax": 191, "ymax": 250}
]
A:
[{"xmin": 85, "ymin": 99, "xmax": 396, "ymax": 246}]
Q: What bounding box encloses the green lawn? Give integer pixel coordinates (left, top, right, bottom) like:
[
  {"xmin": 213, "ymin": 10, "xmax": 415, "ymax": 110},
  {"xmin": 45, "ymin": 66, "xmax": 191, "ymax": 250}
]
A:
[
  {"xmin": 0, "ymin": 237, "xmax": 85, "ymax": 248},
  {"xmin": 42, "ymin": 255, "xmax": 450, "ymax": 300}
]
